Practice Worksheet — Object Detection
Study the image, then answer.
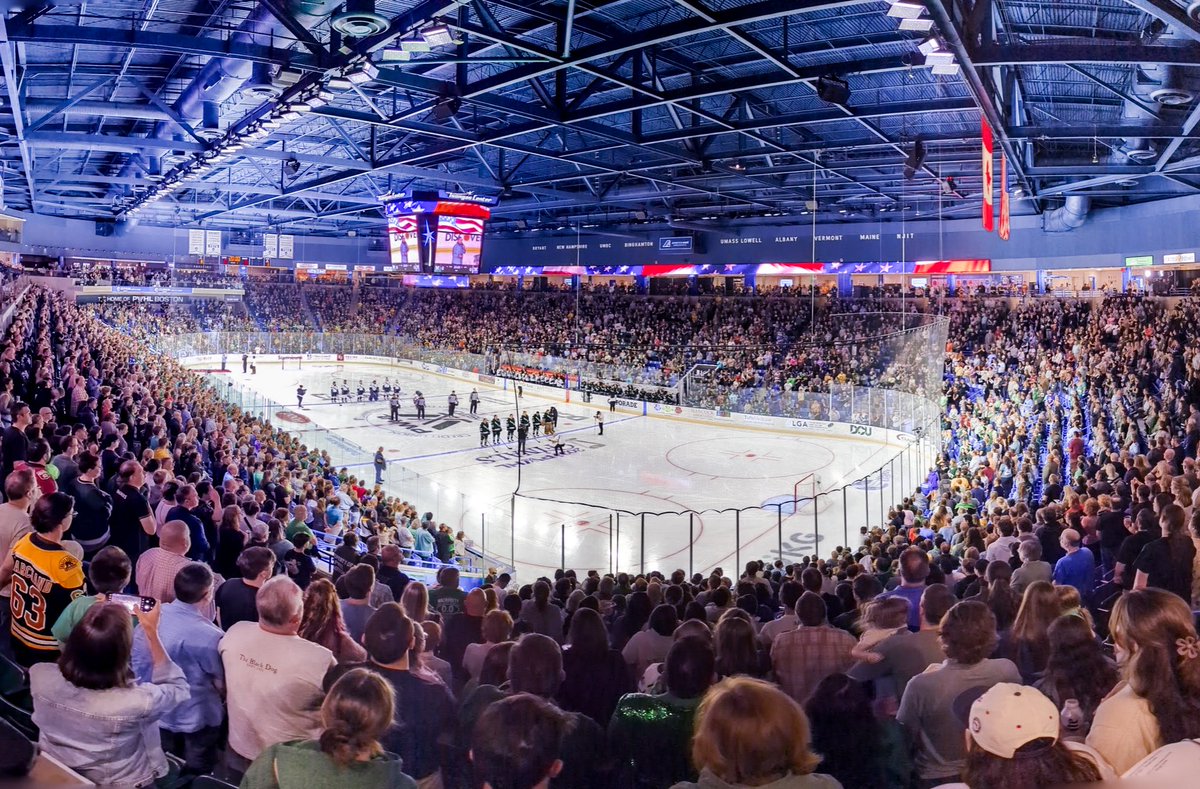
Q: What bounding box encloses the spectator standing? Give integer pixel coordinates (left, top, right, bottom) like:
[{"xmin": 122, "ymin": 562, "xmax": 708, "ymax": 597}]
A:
[
  {"xmin": 675, "ymin": 676, "xmax": 842, "ymax": 789},
  {"xmin": 1052, "ymin": 528, "xmax": 1096, "ymax": 597},
  {"xmin": 1087, "ymin": 588, "xmax": 1200, "ymax": 773},
  {"xmin": 1, "ymin": 401, "xmax": 30, "ymax": 481},
  {"xmin": 1133, "ymin": 502, "xmax": 1196, "ymax": 601},
  {"xmin": 135, "ymin": 520, "xmax": 195, "ymax": 607},
  {"xmin": 131, "ymin": 562, "xmax": 225, "ymax": 778},
  {"xmin": 68, "ymin": 451, "xmax": 113, "ymax": 559},
  {"xmin": 471, "ymin": 694, "xmax": 568, "ymax": 789},
  {"xmin": 770, "ymin": 592, "xmax": 856, "ymax": 704},
  {"xmin": 609, "ymin": 635, "xmax": 716, "ymax": 788},
  {"xmin": 442, "ymin": 587, "xmax": 486, "ymax": 687},
  {"xmin": 807, "ymin": 674, "xmax": 910, "ymax": 789},
  {"xmin": 299, "ymin": 578, "xmax": 367, "ymax": 665},
  {"xmin": 622, "ymin": 603, "xmax": 678, "ymax": 680},
  {"xmin": 109, "ymin": 459, "xmax": 155, "ymax": 569},
  {"xmin": 0, "ymin": 469, "xmax": 35, "ymax": 650},
  {"xmin": 559, "ymin": 607, "xmax": 634, "ymax": 725},
  {"xmin": 240, "ymin": 668, "xmax": 417, "ymax": 789},
  {"xmin": 219, "ymin": 576, "xmax": 337, "ymax": 776},
  {"xmin": 1035, "ymin": 614, "xmax": 1118, "ymax": 737},
  {"xmin": 849, "ymin": 583, "xmax": 953, "ymax": 703},
  {"xmin": 879, "ymin": 548, "xmax": 928, "ymax": 631},
  {"xmin": 896, "ymin": 601, "xmax": 1021, "ymax": 785},
  {"xmin": 376, "ymin": 544, "xmax": 410, "ymax": 600},
  {"xmin": 461, "ymin": 633, "xmax": 611, "ymax": 788},
  {"xmin": 520, "ymin": 579, "xmax": 565, "ymax": 642},
  {"xmin": 50, "ymin": 545, "xmax": 131, "ymax": 644},
  {"xmin": 428, "ymin": 566, "xmax": 466, "ymax": 616},
  {"xmin": 1010, "ymin": 539, "xmax": 1052, "ymax": 597},
  {"xmin": 2, "ymin": 492, "xmax": 85, "ymax": 665},
  {"xmin": 216, "ymin": 546, "xmax": 274, "ymax": 630},
  {"xmin": 324, "ymin": 604, "xmax": 455, "ymax": 786},
  {"xmin": 29, "ymin": 601, "xmax": 189, "ymax": 786},
  {"xmin": 340, "ymin": 564, "xmax": 377, "ymax": 644},
  {"xmin": 165, "ymin": 483, "xmax": 209, "ymax": 562}
]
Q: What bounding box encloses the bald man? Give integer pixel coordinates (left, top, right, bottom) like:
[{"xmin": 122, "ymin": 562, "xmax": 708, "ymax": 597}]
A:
[
  {"xmin": 135, "ymin": 519, "xmax": 192, "ymax": 604},
  {"xmin": 219, "ymin": 576, "xmax": 336, "ymax": 776}
]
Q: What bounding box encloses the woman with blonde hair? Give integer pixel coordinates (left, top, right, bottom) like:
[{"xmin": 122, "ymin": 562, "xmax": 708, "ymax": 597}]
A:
[
  {"xmin": 401, "ymin": 581, "xmax": 432, "ymax": 623},
  {"xmin": 1086, "ymin": 588, "xmax": 1200, "ymax": 773},
  {"xmin": 462, "ymin": 609, "xmax": 513, "ymax": 680},
  {"xmin": 241, "ymin": 668, "xmax": 418, "ymax": 788},
  {"xmin": 299, "ymin": 579, "xmax": 367, "ymax": 664},
  {"xmin": 672, "ymin": 677, "xmax": 841, "ymax": 789}
]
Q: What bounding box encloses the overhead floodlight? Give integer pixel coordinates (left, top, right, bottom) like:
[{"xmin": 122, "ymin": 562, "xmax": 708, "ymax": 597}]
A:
[
  {"xmin": 924, "ymin": 50, "xmax": 955, "ymax": 64},
  {"xmin": 327, "ymin": 76, "xmax": 355, "ymax": 91},
  {"xmin": 886, "ymin": 1, "xmax": 925, "ymax": 19},
  {"xmin": 918, "ymin": 37, "xmax": 941, "ymax": 55},
  {"xmin": 420, "ymin": 23, "xmax": 456, "ymax": 46},
  {"xmin": 899, "ymin": 17, "xmax": 935, "ymax": 31},
  {"xmin": 400, "ymin": 37, "xmax": 434, "ymax": 52},
  {"xmin": 346, "ymin": 61, "xmax": 380, "ymax": 85},
  {"xmin": 931, "ymin": 63, "xmax": 961, "ymax": 75}
]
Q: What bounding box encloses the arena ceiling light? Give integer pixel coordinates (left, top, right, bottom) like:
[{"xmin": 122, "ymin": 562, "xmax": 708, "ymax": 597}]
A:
[
  {"xmin": 918, "ymin": 37, "xmax": 942, "ymax": 56},
  {"xmin": 886, "ymin": 1, "xmax": 926, "ymax": 19},
  {"xmin": 420, "ymin": 24, "xmax": 457, "ymax": 47},
  {"xmin": 899, "ymin": 17, "xmax": 934, "ymax": 31}
]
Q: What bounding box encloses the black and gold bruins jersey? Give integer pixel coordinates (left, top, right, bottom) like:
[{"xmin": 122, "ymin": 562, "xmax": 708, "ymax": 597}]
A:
[{"xmin": 9, "ymin": 533, "xmax": 85, "ymax": 662}]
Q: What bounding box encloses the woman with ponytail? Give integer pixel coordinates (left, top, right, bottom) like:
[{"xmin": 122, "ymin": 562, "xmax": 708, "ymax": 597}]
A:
[
  {"xmin": 1086, "ymin": 588, "xmax": 1200, "ymax": 773},
  {"xmin": 240, "ymin": 667, "xmax": 417, "ymax": 788}
]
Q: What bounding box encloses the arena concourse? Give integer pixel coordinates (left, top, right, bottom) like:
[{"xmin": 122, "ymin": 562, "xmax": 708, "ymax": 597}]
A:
[{"xmin": 4, "ymin": 2, "xmax": 1200, "ymax": 788}]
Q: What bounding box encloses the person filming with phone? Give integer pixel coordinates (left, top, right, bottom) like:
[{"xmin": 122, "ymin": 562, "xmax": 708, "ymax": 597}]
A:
[{"xmin": 28, "ymin": 596, "xmax": 190, "ymax": 786}]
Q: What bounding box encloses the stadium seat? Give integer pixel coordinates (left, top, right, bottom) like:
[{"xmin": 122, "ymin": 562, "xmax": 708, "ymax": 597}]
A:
[
  {"xmin": 0, "ymin": 695, "xmax": 36, "ymax": 741},
  {"xmin": 0, "ymin": 715, "xmax": 36, "ymax": 777},
  {"xmin": 0, "ymin": 654, "xmax": 28, "ymax": 699}
]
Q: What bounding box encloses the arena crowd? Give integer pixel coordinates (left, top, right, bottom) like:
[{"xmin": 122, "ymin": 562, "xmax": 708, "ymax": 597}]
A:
[{"xmin": 0, "ymin": 283, "xmax": 1198, "ymax": 788}]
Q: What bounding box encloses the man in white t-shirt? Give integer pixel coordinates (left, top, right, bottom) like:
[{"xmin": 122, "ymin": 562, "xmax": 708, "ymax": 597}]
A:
[
  {"xmin": 758, "ymin": 580, "xmax": 801, "ymax": 649},
  {"xmin": 218, "ymin": 576, "xmax": 335, "ymax": 777}
]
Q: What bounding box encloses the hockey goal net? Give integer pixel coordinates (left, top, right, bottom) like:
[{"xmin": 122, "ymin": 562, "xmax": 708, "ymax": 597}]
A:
[
  {"xmin": 280, "ymin": 355, "xmax": 304, "ymax": 370},
  {"xmin": 793, "ymin": 472, "xmax": 819, "ymax": 511}
]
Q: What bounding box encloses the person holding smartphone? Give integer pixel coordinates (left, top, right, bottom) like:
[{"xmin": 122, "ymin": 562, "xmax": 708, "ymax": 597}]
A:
[{"xmin": 28, "ymin": 598, "xmax": 190, "ymax": 786}]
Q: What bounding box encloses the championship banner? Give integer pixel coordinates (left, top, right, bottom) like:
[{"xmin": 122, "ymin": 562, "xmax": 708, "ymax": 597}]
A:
[
  {"xmin": 982, "ymin": 119, "xmax": 994, "ymax": 232},
  {"xmin": 999, "ymin": 154, "xmax": 1011, "ymax": 240}
]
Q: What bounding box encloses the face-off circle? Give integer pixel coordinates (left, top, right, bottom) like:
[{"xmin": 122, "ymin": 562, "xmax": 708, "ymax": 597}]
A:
[{"xmin": 666, "ymin": 436, "xmax": 835, "ymax": 480}]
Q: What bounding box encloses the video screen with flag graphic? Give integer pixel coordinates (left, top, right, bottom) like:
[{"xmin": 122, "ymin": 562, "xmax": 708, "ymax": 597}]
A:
[
  {"xmin": 387, "ymin": 214, "xmax": 421, "ymax": 273},
  {"xmin": 433, "ymin": 215, "xmax": 485, "ymax": 274}
]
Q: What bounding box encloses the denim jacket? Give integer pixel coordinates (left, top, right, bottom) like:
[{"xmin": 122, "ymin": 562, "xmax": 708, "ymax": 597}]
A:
[{"xmin": 30, "ymin": 657, "xmax": 191, "ymax": 787}]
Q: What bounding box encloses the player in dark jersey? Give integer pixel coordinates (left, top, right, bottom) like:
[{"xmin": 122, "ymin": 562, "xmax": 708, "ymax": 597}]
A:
[
  {"xmin": 480, "ymin": 420, "xmax": 490, "ymax": 447},
  {"xmin": 356, "ymin": 382, "xmax": 366, "ymax": 402},
  {"xmin": 506, "ymin": 414, "xmax": 516, "ymax": 442},
  {"xmin": 382, "ymin": 380, "xmax": 392, "ymax": 395},
  {"xmin": 340, "ymin": 383, "xmax": 350, "ymax": 403},
  {"xmin": 531, "ymin": 411, "xmax": 541, "ymax": 436},
  {"xmin": 519, "ymin": 411, "xmax": 530, "ymax": 435},
  {"xmin": 369, "ymin": 381, "xmax": 379, "ymax": 401},
  {"xmin": 330, "ymin": 381, "xmax": 339, "ymax": 404},
  {"xmin": 490, "ymin": 416, "xmax": 501, "ymax": 445},
  {"xmin": 547, "ymin": 405, "xmax": 558, "ymax": 427},
  {"xmin": 296, "ymin": 385, "xmax": 306, "ymax": 409}
]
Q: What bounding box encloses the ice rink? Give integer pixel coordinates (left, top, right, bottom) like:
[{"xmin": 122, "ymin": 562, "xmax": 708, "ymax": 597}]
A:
[{"xmin": 199, "ymin": 359, "xmax": 921, "ymax": 578}]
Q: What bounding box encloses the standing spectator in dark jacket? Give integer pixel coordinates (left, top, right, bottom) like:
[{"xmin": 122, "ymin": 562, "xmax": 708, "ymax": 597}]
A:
[
  {"xmin": 68, "ymin": 451, "xmax": 113, "ymax": 559},
  {"xmin": 1, "ymin": 401, "xmax": 30, "ymax": 483},
  {"xmin": 559, "ymin": 608, "xmax": 634, "ymax": 726},
  {"xmin": 165, "ymin": 484, "xmax": 209, "ymax": 562}
]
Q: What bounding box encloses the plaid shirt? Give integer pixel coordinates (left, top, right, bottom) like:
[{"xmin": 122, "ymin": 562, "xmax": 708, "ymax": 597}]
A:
[{"xmin": 770, "ymin": 624, "xmax": 856, "ymax": 703}]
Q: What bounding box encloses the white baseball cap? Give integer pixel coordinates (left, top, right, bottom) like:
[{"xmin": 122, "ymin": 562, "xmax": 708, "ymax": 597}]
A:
[{"xmin": 965, "ymin": 683, "xmax": 1060, "ymax": 758}]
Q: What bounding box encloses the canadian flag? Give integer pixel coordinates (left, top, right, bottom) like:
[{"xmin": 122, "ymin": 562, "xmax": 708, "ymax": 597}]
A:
[{"xmin": 982, "ymin": 118, "xmax": 994, "ymax": 232}]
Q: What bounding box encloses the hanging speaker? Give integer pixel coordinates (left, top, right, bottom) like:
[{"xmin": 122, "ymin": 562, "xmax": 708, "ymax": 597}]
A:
[
  {"xmin": 815, "ymin": 75, "xmax": 850, "ymax": 105},
  {"xmin": 903, "ymin": 138, "xmax": 926, "ymax": 180}
]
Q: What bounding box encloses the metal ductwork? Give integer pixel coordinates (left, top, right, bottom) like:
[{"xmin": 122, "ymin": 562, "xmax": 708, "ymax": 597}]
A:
[
  {"xmin": 1042, "ymin": 195, "xmax": 1090, "ymax": 233},
  {"xmin": 1120, "ymin": 96, "xmax": 1159, "ymax": 163},
  {"xmin": 117, "ymin": 0, "xmax": 339, "ymax": 180}
]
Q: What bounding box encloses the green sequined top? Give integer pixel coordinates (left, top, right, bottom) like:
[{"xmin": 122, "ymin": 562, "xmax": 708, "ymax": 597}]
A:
[{"xmin": 607, "ymin": 692, "xmax": 702, "ymax": 789}]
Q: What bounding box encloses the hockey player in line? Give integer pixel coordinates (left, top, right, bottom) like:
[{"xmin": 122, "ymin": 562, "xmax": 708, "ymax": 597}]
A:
[
  {"xmin": 356, "ymin": 381, "xmax": 366, "ymax": 402},
  {"xmin": 531, "ymin": 410, "xmax": 541, "ymax": 437},
  {"xmin": 480, "ymin": 420, "xmax": 490, "ymax": 448},
  {"xmin": 506, "ymin": 414, "xmax": 516, "ymax": 442},
  {"xmin": 340, "ymin": 381, "xmax": 350, "ymax": 404},
  {"xmin": 490, "ymin": 416, "xmax": 501, "ymax": 444},
  {"xmin": 330, "ymin": 381, "xmax": 339, "ymax": 405}
]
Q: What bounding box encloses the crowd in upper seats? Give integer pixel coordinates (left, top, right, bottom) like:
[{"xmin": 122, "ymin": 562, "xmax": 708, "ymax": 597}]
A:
[{"xmin": 7, "ymin": 285, "xmax": 1200, "ymax": 787}]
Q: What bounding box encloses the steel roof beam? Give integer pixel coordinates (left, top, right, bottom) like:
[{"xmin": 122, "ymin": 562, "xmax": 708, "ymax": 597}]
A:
[
  {"xmin": 0, "ymin": 17, "xmax": 38, "ymax": 208},
  {"xmin": 1118, "ymin": 0, "xmax": 1200, "ymax": 46},
  {"xmin": 974, "ymin": 42, "xmax": 1200, "ymax": 66},
  {"xmin": 5, "ymin": 24, "xmax": 324, "ymax": 71}
]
